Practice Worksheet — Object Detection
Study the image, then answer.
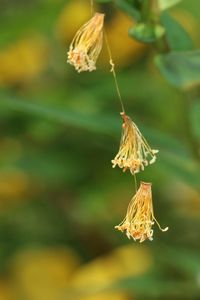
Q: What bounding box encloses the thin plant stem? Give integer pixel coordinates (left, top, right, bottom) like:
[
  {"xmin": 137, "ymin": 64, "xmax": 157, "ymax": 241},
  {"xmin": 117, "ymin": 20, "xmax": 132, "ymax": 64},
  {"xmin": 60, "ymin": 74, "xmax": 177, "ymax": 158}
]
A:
[
  {"xmin": 133, "ymin": 173, "xmax": 138, "ymax": 193},
  {"xmin": 104, "ymin": 31, "xmax": 126, "ymax": 114},
  {"xmin": 104, "ymin": 30, "xmax": 139, "ymax": 192}
]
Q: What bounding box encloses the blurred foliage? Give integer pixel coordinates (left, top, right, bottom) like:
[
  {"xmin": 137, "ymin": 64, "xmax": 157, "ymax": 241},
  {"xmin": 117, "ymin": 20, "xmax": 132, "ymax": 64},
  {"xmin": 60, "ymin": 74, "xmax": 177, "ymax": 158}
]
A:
[
  {"xmin": 155, "ymin": 51, "xmax": 200, "ymax": 89},
  {"xmin": 0, "ymin": 0, "xmax": 200, "ymax": 299}
]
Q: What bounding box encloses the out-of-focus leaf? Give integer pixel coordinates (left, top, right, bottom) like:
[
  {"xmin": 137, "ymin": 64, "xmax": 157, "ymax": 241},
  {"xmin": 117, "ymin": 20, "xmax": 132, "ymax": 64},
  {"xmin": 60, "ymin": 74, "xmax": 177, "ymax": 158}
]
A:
[
  {"xmin": 159, "ymin": 151, "xmax": 200, "ymax": 190},
  {"xmin": 115, "ymin": 0, "xmax": 141, "ymax": 21},
  {"xmin": 190, "ymin": 100, "xmax": 200, "ymax": 139},
  {"xmin": 161, "ymin": 12, "xmax": 193, "ymax": 51},
  {"xmin": 129, "ymin": 22, "xmax": 165, "ymax": 43},
  {"xmin": 155, "ymin": 51, "xmax": 200, "ymax": 89},
  {"xmin": 155, "ymin": 245, "xmax": 200, "ymax": 276},
  {"xmin": 0, "ymin": 2, "xmax": 64, "ymax": 47},
  {"xmin": 0, "ymin": 94, "xmax": 118, "ymax": 135},
  {"xmin": 111, "ymin": 278, "xmax": 199, "ymax": 298},
  {"xmin": 0, "ymin": 93, "xmax": 200, "ymax": 190},
  {"xmin": 158, "ymin": 0, "xmax": 182, "ymax": 11},
  {"xmin": 143, "ymin": 126, "xmax": 200, "ymax": 189},
  {"xmin": 67, "ymin": 276, "xmax": 199, "ymax": 299},
  {"xmin": 0, "ymin": 200, "xmax": 71, "ymax": 268}
]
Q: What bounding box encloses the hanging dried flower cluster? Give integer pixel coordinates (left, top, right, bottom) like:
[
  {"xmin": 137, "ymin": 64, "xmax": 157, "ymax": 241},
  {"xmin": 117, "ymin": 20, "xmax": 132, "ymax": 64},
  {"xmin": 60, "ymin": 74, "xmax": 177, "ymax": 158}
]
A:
[
  {"xmin": 67, "ymin": 12, "xmax": 104, "ymax": 72},
  {"xmin": 112, "ymin": 112, "xmax": 158, "ymax": 174},
  {"xmin": 67, "ymin": 3, "xmax": 168, "ymax": 242},
  {"xmin": 115, "ymin": 182, "xmax": 168, "ymax": 242}
]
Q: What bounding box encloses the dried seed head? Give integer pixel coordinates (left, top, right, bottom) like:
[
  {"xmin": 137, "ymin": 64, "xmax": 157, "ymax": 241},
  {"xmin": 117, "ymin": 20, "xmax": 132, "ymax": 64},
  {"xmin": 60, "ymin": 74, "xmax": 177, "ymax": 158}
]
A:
[
  {"xmin": 112, "ymin": 112, "xmax": 159, "ymax": 174},
  {"xmin": 115, "ymin": 182, "xmax": 168, "ymax": 242},
  {"xmin": 67, "ymin": 13, "xmax": 104, "ymax": 72}
]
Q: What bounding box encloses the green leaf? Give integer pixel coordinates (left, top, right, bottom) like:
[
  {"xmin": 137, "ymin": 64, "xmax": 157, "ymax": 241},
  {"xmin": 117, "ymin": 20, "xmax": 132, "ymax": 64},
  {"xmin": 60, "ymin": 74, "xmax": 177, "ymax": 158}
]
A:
[
  {"xmin": 129, "ymin": 22, "xmax": 165, "ymax": 43},
  {"xmin": 158, "ymin": 0, "xmax": 182, "ymax": 11},
  {"xmin": 161, "ymin": 12, "xmax": 193, "ymax": 51},
  {"xmin": 155, "ymin": 51, "xmax": 200, "ymax": 89}
]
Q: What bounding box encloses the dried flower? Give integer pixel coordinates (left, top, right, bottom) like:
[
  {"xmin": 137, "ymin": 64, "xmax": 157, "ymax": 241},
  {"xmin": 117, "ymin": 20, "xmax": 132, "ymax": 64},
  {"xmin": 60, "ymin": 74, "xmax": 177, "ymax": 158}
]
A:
[
  {"xmin": 115, "ymin": 182, "xmax": 168, "ymax": 242},
  {"xmin": 112, "ymin": 112, "xmax": 158, "ymax": 174},
  {"xmin": 67, "ymin": 12, "xmax": 104, "ymax": 72}
]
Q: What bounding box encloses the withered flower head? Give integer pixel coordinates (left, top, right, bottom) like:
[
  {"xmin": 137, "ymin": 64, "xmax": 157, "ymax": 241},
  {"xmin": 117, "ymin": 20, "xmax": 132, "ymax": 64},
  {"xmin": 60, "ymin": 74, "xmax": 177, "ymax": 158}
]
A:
[
  {"xmin": 112, "ymin": 112, "xmax": 158, "ymax": 174},
  {"xmin": 67, "ymin": 13, "xmax": 104, "ymax": 73},
  {"xmin": 115, "ymin": 182, "xmax": 168, "ymax": 242}
]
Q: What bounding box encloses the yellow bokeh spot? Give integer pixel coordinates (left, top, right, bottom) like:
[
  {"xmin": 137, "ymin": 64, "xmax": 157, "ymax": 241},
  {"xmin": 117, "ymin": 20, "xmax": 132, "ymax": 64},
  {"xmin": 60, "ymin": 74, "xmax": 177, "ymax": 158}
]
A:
[
  {"xmin": 0, "ymin": 279, "xmax": 15, "ymax": 300},
  {"xmin": 69, "ymin": 244, "xmax": 152, "ymax": 298},
  {"xmin": 101, "ymin": 11, "xmax": 147, "ymax": 68},
  {"xmin": 55, "ymin": 0, "xmax": 92, "ymax": 44},
  {"xmin": 0, "ymin": 37, "xmax": 48, "ymax": 87},
  {"xmin": 78, "ymin": 291, "xmax": 130, "ymax": 300},
  {"xmin": 0, "ymin": 169, "xmax": 29, "ymax": 201},
  {"xmin": 173, "ymin": 182, "xmax": 200, "ymax": 217},
  {"xmin": 11, "ymin": 247, "xmax": 80, "ymax": 300}
]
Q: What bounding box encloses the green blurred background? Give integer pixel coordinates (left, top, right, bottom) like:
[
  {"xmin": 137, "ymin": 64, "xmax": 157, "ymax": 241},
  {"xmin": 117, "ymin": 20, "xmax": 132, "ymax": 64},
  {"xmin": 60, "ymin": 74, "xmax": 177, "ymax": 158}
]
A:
[{"xmin": 0, "ymin": 0, "xmax": 200, "ymax": 299}]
